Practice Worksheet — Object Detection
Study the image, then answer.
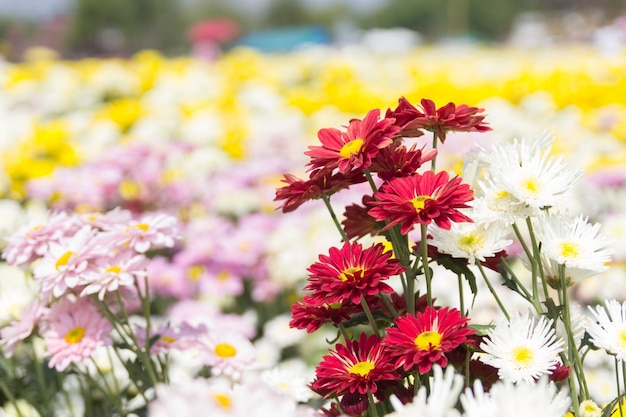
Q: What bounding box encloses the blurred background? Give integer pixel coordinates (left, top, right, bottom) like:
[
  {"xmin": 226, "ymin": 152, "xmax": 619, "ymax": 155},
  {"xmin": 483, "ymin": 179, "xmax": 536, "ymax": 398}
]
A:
[{"xmin": 0, "ymin": 0, "xmax": 625, "ymax": 60}]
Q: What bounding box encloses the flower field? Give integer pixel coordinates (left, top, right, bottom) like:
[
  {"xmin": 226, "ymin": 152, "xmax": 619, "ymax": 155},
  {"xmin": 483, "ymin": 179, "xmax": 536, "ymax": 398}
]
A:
[{"xmin": 2, "ymin": 43, "xmax": 626, "ymax": 416}]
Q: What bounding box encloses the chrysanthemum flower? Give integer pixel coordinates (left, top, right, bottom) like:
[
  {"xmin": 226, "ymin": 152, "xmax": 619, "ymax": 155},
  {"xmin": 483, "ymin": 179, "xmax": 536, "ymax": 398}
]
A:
[
  {"xmin": 32, "ymin": 226, "xmax": 99, "ymax": 299},
  {"xmin": 290, "ymin": 295, "xmax": 374, "ymax": 333},
  {"xmin": 101, "ymin": 212, "xmax": 181, "ymax": 253},
  {"xmin": 0, "ymin": 299, "xmax": 47, "ymax": 357},
  {"xmin": 275, "ymin": 168, "xmax": 366, "ymax": 213},
  {"xmin": 533, "ymin": 212, "xmax": 613, "ymax": 287},
  {"xmin": 311, "ymin": 333, "xmax": 401, "ymax": 398},
  {"xmin": 341, "ymin": 195, "xmax": 379, "ymax": 240},
  {"xmin": 481, "ymin": 132, "xmax": 582, "ymax": 212},
  {"xmin": 386, "ymin": 97, "xmax": 491, "ymax": 143},
  {"xmin": 428, "ymin": 217, "xmax": 513, "ymax": 265},
  {"xmin": 43, "ymin": 296, "xmax": 113, "ymax": 371},
  {"xmin": 479, "ymin": 314, "xmax": 563, "ymax": 383},
  {"xmin": 304, "ymin": 241, "xmax": 404, "ymax": 306},
  {"xmin": 388, "ymin": 366, "xmax": 463, "ymax": 417},
  {"xmin": 369, "ymin": 142, "xmax": 438, "ymax": 181},
  {"xmin": 80, "ymin": 249, "xmax": 149, "ymax": 300},
  {"xmin": 383, "ymin": 307, "xmax": 474, "ymax": 374},
  {"xmin": 368, "ymin": 171, "xmax": 474, "ymax": 235},
  {"xmin": 460, "ymin": 377, "xmax": 570, "ymax": 417},
  {"xmin": 586, "ymin": 299, "xmax": 626, "ymax": 361},
  {"xmin": 305, "ymin": 109, "xmax": 400, "ymax": 174},
  {"xmin": 200, "ymin": 331, "xmax": 257, "ymax": 380}
]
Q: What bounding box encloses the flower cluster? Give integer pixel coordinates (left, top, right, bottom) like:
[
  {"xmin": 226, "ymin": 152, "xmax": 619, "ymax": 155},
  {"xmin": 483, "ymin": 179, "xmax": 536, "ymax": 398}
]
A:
[{"xmin": 278, "ymin": 96, "xmax": 620, "ymax": 417}]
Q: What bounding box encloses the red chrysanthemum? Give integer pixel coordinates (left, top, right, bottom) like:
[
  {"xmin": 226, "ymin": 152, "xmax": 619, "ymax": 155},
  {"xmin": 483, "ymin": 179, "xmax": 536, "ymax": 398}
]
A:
[
  {"xmin": 383, "ymin": 306, "xmax": 474, "ymax": 374},
  {"xmin": 304, "ymin": 241, "xmax": 404, "ymax": 306},
  {"xmin": 369, "ymin": 142, "xmax": 438, "ymax": 182},
  {"xmin": 290, "ymin": 296, "xmax": 361, "ymax": 333},
  {"xmin": 368, "ymin": 171, "xmax": 474, "ymax": 235},
  {"xmin": 342, "ymin": 195, "xmax": 380, "ymax": 240},
  {"xmin": 386, "ymin": 97, "xmax": 491, "ymax": 143},
  {"xmin": 305, "ymin": 109, "xmax": 401, "ymax": 174},
  {"xmin": 311, "ymin": 333, "xmax": 401, "ymax": 398},
  {"xmin": 275, "ymin": 168, "xmax": 366, "ymax": 213}
]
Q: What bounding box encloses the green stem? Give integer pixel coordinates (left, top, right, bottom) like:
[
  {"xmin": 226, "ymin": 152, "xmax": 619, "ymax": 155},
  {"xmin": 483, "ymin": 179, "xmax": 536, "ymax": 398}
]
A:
[
  {"xmin": 337, "ymin": 323, "xmax": 351, "ymax": 341},
  {"xmin": 616, "ymin": 358, "xmax": 624, "ymax": 417},
  {"xmin": 31, "ymin": 343, "xmax": 50, "ymax": 412},
  {"xmin": 379, "ymin": 293, "xmax": 399, "ymax": 318},
  {"xmin": 430, "ymin": 131, "xmax": 438, "ymax": 172},
  {"xmin": 90, "ymin": 358, "xmax": 127, "ymax": 416},
  {"xmin": 525, "ymin": 217, "xmax": 550, "ymax": 302},
  {"xmin": 420, "ymin": 223, "xmax": 433, "ymax": 309},
  {"xmin": 559, "ymin": 266, "xmax": 588, "ymax": 401},
  {"xmin": 0, "ymin": 377, "xmax": 26, "ymax": 417},
  {"xmin": 457, "ymin": 273, "xmax": 465, "ymax": 315},
  {"xmin": 367, "ymin": 391, "xmax": 380, "ymax": 417},
  {"xmin": 322, "ymin": 195, "xmax": 349, "ymax": 242},
  {"xmin": 360, "ymin": 297, "xmax": 380, "ymax": 337},
  {"xmin": 364, "ymin": 169, "xmax": 378, "ymax": 194},
  {"xmin": 477, "ymin": 263, "xmax": 510, "ymax": 321}
]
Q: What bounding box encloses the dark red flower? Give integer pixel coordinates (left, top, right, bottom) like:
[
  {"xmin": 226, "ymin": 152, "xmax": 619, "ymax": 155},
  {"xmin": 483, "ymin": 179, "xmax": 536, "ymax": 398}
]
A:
[
  {"xmin": 386, "ymin": 97, "xmax": 491, "ymax": 143},
  {"xmin": 549, "ymin": 362, "xmax": 570, "ymax": 383},
  {"xmin": 275, "ymin": 168, "xmax": 366, "ymax": 213},
  {"xmin": 290, "ymin": 296, "xmax": 360, "ymax": 333},
  {"xmin": 311, "ymin": 333, "xmax": 401, "ymax": 398},
  {"xmin": 368, "ymin": 171, "xmax": 474, "ymax": 235},
  {"xmin": 305, "ymin": 241, "xmax": 404, "ymax": 306},
  {"xmin": 369, "ymin": 142, "xmax": 438, "ymax": 182},
  {"xmin": 342, "ymin": 195, "xmax": 380, "ymax": 240},
  {"xmin": 339, "ymin": 393, "xmax": 369, "ymax": 416},
  {"xmin": 305, "ymin": 109, "xmax": 400, "ymax": 174},
  {"xmin": 383, "ymin": 306, "xmax": 474, "ymax": 374}
]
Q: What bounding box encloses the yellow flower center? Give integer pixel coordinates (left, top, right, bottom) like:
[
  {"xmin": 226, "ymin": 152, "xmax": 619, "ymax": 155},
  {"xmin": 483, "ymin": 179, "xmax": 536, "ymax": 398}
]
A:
[
  {"xmin": 618, "ymin": 329, "xmax": 626, "ymax": 349},
  {"xmin": 559, "ymin": 242, "xmax": 580, "ymax": 259},
  {"xmin": 64, "ymin": 326, "xmax": 86, "ymax": 344},
  {"xmin": 522, "ymin": 177, "xmax": 540, "ymax": 194},
  {"xmin": 105, "ymin": 266, "xmax": 121, "ymax": 274},
  {"xmin": 458, "ymin": 233, "xmax": 483, "ymax": 250},
  {"xmin": 339, "ymin": 138, "xmax": 364, "ymax": 158},
  {"xmin": 188, "ymin": 265, "xmax": 205, "ymax": 282},
  {"xmin": 348, "ymin": 360, "xmax": 375, "ymax": 376},
  {"xmin": 132, "ymin": 223, "xmax": 150, "ymax": 232},
  {"xmin": 414, "ymin": 330, "xmax": 443, "ymax": 350},
  {"xmin": 339, "ymin": 266, "xmax": 364, "ymax": 282},
  {"xmin": 55, "ymin": 251, "xmax": 75, "ymax": 270},
  {"xmin": 212, "ymin": 393, "xmax": 232, "ymax": 409},
  {"xmin": 161, "ymin": 336, "xmax": 176, "ymax": 343},
  {"xmin": 411, "ymin": 195, "xmax": 432, "ymax": 212},
  {"xmin": 215, "ymin": 343, "xmax": 237, "ymax": 358},
  {"xmin": 512, "ymin": 346, "xmax": 534, "ymax": 366}
]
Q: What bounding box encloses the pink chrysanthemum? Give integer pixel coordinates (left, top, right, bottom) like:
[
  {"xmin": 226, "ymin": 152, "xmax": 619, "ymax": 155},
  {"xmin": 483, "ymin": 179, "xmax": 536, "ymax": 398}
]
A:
[
  {"xmin": 304, "ymin": 241, "xmax": 404, "ymax": 306},
  {"xmin": 311, "ymin": 333, "xmax": 400, "ymax": 398},
  {"xmin": 368, "ymin": 171, "xmax": 474, "ymax": 235},
  {"xmin": 137, "ymin": 321, "xmax": 207, "ymax": 355},
  {"xmin": 101, "ymin": 212, "xmax": 181, "ymax": 253},
  {"xmin": 305, "ymin": 109, "xmax": 400, "ymax": 174},
  {"xmin": 383, "ymin": 306, "xmax": 474, "ymax": 374},
  {"xmin": 43, "ymin": 296, "xmax": 112, "ymax": 371},
  {"xmin": 80, "ymin": 249, "xmax": 149, "ymax": 300},
  {"xmin": 0, "ymin": 300, "xmax": 48, "ymax": 357},
  {"xmin": 32, "ymin": 226, "xmax": 99, "ymax": 299},
  {"xmin": 200, "ymin": 331, "xmax": 257, "ymax": 380}
]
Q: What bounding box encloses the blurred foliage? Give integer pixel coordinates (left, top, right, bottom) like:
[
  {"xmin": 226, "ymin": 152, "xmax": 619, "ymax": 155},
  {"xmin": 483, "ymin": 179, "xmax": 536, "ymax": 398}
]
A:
[{"xmin": 67, "ymin": 0, "xmax": 187, "ymax": 56}]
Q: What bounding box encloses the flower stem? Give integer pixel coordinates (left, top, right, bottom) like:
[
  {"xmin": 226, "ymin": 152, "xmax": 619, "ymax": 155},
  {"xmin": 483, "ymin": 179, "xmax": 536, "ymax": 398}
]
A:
[
  {"xmin": 457, "ymin": 273, "xmax": 465, "ymax": 315},
  {"xmin": 477, "ymin": 262, "xmax": 510, "ymax": 321},
  {"xmin": 616, "ymin": 358, "xmax": 624, "ymax": 417},
  {"xmin": 360, "ymin": 297, "xmax": 380, "ymax": 337},
  {"xmin": 0, "ymin": 377, "xmax": 26, "ymax": 417},
  {"xmin": 430, "ymin": 131, "xmax": 438, "ymax": 172},
  {"xmin": 322, "ymin": 195, "xmax": 349, "ymax": 242},
  {"xmin": 420, "ymin": 223, "xmax": 433, "ymax": 309},
  {"xmin": 367, "ymin": 390, "xmax": 380, "ymax": 417}
]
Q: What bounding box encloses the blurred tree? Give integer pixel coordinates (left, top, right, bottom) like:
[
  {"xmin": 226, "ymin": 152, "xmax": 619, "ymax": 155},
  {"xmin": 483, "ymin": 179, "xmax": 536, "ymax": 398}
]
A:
[{"xmin": 67, "ymin": 0, "xmax": 186, "ymax": 56}]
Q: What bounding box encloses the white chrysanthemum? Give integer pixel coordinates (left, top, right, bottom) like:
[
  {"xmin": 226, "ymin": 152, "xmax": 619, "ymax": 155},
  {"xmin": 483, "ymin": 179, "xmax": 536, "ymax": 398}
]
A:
[
  {"xmin": 534, "ymin": 212, "xmax": 613, "ymax": 285},
  {"xmin": 579, "ymin": 399, "xmax": 602, "ymax": 417},
  {"xmin": 460, "ymin": 377, "xmax": 570, "ymax": 417},
  {"xmin": 428, "ymin": 217, "xmax": 513, "ymax": 265},
  {"xmin": 1, "ymin": 398, "xmax": 41, "ymax": 417},
  {"xmin": 388, "ymin": 366, "xmax": 463, "ymax": 417},
  {"xmin": 586, "ymin": 299, "xmax": 626, "ymax": 361},
  {"xmin": 480, "ymin": 314, "xmax": 563, "ymax": 383},
  {"xmin": 262, "ymin": 314, "xmax": 307, "ymax": 349},
  {"xmin": 481, "ymin": 131, "xmax": 582, "ymax": 212},
  {"xmin": 260, "ymin": 366, "xmax": 314, "ymax": 402},
  {"xmin": 471, "ymin": 185, "xmax": 535, "ymax": 226}
]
